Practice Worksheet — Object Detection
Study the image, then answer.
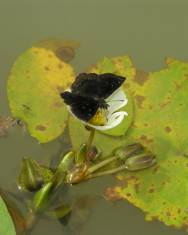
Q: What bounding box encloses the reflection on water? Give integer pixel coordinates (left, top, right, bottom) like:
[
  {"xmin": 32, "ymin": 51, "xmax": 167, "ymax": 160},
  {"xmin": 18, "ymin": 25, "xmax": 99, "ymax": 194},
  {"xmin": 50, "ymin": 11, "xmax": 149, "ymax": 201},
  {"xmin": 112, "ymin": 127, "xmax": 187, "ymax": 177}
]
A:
[{"xmin": 0, "ymin": 0, "xmax": 188, "ymax": 234}]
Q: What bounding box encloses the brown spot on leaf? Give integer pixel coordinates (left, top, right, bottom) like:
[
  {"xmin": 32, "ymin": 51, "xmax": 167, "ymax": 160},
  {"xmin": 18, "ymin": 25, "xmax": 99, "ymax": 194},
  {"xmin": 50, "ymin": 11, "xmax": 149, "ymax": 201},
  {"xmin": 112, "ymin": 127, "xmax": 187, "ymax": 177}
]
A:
[
  {"xmin": 132, "ymin": 123, "xmax": 138, "ymax": 128},
  {"xmin": 150, "ymin": 216, "xmax": 158, "ymax": 221},
  {"xmin": 140, "ymin": 134, "xmax": 153, "ymax": 145},
  {"xmin": 55, "ymin": 47, "xmax": 75, "ymax": 62},
  {"xmin": 149, "ymin": 105, "xmax": 153, "ymax": 110},
  {"xmin": 124, "ymin": 82, "xmax": 130, "ymax": 88},
  {"xmin": 160, "ymin": 98, "xmax": 171, "ymax": 108},
  {"xmin": 126, "ymin": 175, "xmax": 138, "ymax": 182},
  {"xmin": 165, "ymin": 126, "xmax": 172, "ymax": 133},
  {"xmin": 123, "ymin": 175, "xmax": 140, "ymax": 192},
  {"xmin": 152, "ymin": 165, "xmax": 160, "ymax": 174},
  {"xmin": 33, "ymin": 50, "xmax": 39, "ymax": 54},
  {"xmin": 134, "ymin": 183, "xmax": 140, "ymax": 193},
  {"xmin": 135, "ymin": 95, "xmax": 145, "ymax": 108},
  {"xmin": 134, "ymin": 70, "xmax": 149, "ymax": 86},
  {"xmin": 117, "ymin": 178, "xmax": 128, "ymax": 188},
  {"xmin": 53, "ymin": 101, "xmax": 63, "ymax": 108},
  {"xmin": 58, "ymin": 63, "xmax": 63, "ymax": 69},
  {"xmin": 36, "ymin": 125, "xmax": 46, "ymax": 131},
  {"xmin": 162, "ymin": 181, "xmax": 167, "ymax": 186},
  {"xmin": 44, "ymin": 66, "xmax": 50, "ymax": 71},
  {"xmin": 117, "ymin": 58, "xmax": 122, "ymax": 63},
  {"xmin": 148, "ymin": 187, "xmax": 155, "ymax": 193},
  {"xmin": 166, "ymin": 210, "xmax": 171, "ymax": 217},
  {"xmin": 174, "ymin": 81, "xmax": 181, "ymax": 89},
  {"xmin": 126, "ymin": 193, "xmax": 131, "ymax": 197},
  {"xmin": 160, "ymin": 102, "xmax": 168, "ymax": 108}
]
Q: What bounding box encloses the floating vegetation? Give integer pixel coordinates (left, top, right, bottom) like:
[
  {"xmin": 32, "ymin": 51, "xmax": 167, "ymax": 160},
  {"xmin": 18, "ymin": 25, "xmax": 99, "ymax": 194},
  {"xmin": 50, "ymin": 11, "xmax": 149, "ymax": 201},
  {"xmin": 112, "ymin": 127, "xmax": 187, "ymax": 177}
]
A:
[
  {"xmin": 2, "ymin": 38, "xmax": 188, "ymax": 233},
  {"xmin": 0, "ymin": 116, "xmax": 17, "ymax": 137}
]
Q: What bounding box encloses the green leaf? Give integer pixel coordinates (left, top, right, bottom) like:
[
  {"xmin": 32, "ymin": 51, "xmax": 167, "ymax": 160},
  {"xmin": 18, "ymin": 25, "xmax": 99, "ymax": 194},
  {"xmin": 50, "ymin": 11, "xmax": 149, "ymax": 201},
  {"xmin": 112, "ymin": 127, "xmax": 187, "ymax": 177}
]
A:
[
  {"xmin": 110, "ymin": 58, "xmax": 188, "ymax": 230},
  {"xmin": 33, "ymin": 182, "xmax": 53, "ymax": 212},
  {"xmin": 52, "ymin": 151, "xmax": 74, "ymax": 189},
  {"xmin": 7, "ymin": 47, "xmax": 75, "ymax": 143},
  {"xmin": 0, "ymin": 196, "xmax": 16, "ymax": 235},
  {"xmin": 75, "ymin": 144, "xmax": 87, "ymax": 164},
  {"xmin": 89, "ymin": 56, "xmax": 135, "ymax": 136}
]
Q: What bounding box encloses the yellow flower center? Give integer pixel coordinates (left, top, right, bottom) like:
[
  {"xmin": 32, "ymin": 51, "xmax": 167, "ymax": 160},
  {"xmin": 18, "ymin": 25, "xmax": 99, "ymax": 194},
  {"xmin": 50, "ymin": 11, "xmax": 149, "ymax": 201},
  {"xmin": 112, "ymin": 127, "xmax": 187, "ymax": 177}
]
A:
[{"xmin": 88, "ymin": 109, "xmax": 108, "ymax": 126}]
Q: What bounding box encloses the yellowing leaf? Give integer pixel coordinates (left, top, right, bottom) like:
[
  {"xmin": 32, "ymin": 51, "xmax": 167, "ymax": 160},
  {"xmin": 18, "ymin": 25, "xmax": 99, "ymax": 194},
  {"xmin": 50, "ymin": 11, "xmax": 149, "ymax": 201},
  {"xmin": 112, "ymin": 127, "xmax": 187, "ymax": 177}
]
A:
[
  {"xmin": 7, "ymin": 47, "xmax": 75, "ymax": 143},
  {"xmin": 111, "ymin": 57, "xmax": 188, "ymax": 231}
]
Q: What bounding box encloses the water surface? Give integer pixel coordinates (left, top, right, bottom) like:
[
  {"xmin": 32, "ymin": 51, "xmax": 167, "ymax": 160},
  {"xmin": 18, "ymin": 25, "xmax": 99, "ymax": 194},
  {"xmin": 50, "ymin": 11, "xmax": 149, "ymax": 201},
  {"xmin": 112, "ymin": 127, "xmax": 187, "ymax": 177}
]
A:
[{"xmin": 0, "ymin": 0, "xmax": 187, "ymax": 234}]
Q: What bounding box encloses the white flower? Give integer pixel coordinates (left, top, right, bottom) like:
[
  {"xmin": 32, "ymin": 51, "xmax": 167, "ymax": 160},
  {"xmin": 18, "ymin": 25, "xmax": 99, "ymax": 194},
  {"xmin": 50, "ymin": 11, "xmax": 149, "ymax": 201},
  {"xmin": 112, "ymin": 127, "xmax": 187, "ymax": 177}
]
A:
[
  {"xmin": 66, "ymin": 88, "xmax": 128, "ymax": 131},
  {"xmin": 85, "ymin": 88, "xmax": 128, "ymax": 131}
]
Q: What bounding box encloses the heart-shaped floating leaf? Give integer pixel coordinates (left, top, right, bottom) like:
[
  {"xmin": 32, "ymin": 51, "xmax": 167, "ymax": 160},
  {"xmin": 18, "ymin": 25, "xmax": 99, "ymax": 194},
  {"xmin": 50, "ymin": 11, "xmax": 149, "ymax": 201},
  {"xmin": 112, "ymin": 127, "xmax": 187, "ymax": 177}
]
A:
[
  {"xmin": 0, "ymin": 196, "xmax": 16, "ymax": 235},
  {"xmin": 89, "ymin": 56, "xmax": 135, "ymax": 136},
  {"xmin": 106, "ymin": 57, "xmax": 188, "ymax": 231},
  {"xmin": 7, "ymin": 46, "xmax": 75, "ymax": 143}
]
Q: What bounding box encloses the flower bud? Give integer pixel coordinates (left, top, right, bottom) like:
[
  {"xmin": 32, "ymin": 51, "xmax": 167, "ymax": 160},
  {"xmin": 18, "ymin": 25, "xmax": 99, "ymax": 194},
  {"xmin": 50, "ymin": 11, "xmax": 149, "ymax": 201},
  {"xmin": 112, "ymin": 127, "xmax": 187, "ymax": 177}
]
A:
[
  {"xmin": 125, "ymin": 154, "xmax": 156, "ymax": 171},
  {"xmin": 17, "ymin": 158, "xmax": 44, "ymax": 192},
  {"xmin": 113, "ymin": 143, "xmax": 144, "ymax": 160},
  {"xmin": 87, "ymin": 146, "xmax": 101, "ymax": 162}
]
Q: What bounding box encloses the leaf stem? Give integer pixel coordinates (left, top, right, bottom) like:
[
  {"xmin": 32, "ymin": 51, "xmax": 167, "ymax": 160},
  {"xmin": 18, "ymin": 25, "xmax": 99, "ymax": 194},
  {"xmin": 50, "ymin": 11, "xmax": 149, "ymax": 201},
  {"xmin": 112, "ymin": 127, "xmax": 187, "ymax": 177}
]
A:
[
  {"xmin": 86, "ymin": 155, "xmax": 119, "ymax": 175},
  {"xmin": 85, "ymin": 165, "xmax": 128, "ymax": 179}
]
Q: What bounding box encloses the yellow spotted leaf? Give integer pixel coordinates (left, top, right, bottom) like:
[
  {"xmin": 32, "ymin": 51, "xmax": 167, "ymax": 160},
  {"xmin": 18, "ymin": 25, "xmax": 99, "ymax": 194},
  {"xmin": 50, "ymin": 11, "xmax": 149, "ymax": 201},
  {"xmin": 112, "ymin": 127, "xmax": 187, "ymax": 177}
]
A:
[{"xmin": 7, "ymin": 47, "xmax": 75, "ymax": 143}]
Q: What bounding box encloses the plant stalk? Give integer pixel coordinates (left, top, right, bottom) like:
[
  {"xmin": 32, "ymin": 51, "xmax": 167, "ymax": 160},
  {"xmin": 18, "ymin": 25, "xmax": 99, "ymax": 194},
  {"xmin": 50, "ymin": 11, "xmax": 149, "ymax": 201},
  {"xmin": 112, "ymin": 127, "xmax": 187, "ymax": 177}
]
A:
[
  {"xmin": 86, "ymin": 155, "xmax": 119, "ymax": 175},
  {"xmin": 85, "ymin": 165, "xmax": 128, "ymax": 179},
  {"xmin": 85, "ymin": 128, "xmax": 95, "ymax": 160}
]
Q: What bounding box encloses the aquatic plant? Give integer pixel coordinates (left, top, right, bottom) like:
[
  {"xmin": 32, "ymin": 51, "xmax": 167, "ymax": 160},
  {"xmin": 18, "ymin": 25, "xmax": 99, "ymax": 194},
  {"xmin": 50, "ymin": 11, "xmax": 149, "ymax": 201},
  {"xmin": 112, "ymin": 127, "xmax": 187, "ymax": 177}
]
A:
[{"xmin": 2, "ymin": 38, "xmax": 188, "ymax": 233}]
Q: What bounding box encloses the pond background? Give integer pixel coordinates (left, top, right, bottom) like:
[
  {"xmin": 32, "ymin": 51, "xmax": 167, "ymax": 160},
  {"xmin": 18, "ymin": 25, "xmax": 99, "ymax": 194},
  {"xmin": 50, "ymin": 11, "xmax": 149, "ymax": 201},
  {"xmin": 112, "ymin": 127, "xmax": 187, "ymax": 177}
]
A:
[{"xmin": 0, "ymin": 0, "xmax": 188, "ymax": 234}]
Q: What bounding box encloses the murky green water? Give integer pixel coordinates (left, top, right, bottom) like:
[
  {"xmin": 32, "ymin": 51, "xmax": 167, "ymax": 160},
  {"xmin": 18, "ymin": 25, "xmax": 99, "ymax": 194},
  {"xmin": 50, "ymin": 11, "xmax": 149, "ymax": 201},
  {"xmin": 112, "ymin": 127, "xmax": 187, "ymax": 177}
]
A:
[{"xmin": 0, "ymin": 0, "xmax": 188, "ymax": 234}]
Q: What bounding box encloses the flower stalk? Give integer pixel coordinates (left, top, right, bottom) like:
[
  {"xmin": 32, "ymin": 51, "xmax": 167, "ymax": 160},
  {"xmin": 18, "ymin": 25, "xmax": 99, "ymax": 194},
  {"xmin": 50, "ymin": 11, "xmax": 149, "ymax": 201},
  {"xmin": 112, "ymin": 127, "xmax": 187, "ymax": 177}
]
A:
[{"xmin": 85, "ymin": 128, "xmax": 95, "ymax": 161}]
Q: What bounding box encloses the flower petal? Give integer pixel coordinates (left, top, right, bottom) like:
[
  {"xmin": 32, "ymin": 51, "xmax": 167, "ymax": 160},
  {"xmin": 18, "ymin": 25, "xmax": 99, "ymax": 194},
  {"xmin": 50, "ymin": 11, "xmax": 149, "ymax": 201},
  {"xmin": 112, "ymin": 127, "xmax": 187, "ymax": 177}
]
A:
[
  {"xmin": 86, "ymin": 111, "xmax": 128, "ymax": 131},
  {"xmin": 106, "ymin": 89, "xmax": 128, "ymax": 114}
]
